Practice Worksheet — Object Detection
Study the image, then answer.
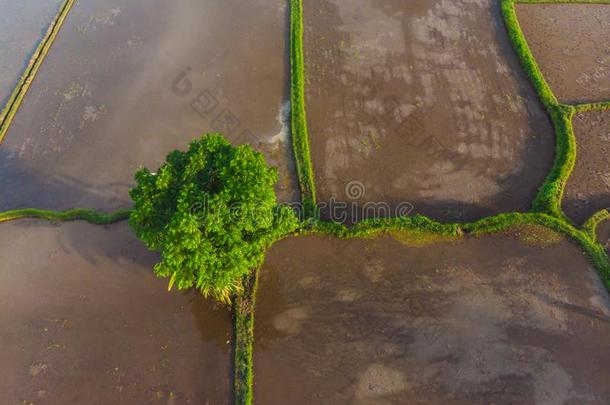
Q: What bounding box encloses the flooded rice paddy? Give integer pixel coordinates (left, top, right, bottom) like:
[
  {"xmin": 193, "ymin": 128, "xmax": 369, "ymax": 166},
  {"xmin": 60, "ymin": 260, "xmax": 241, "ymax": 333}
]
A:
[
  {"xmin": 0, "ymin": 0, "xmax": 64, "ymax": 106},
  {"xmin": 303, "ymin": 0, "xmax": 554, "ymax": 223},
  {"xmin": 0, "ymin": 220, "xmax": 231, "ymax": 404},
  {"xmin": 255, "ymin": 233, "xmax": 610, "ymax": 404},
  {"xmin": 0, "ymin": 0, "xmax": 297, "ymax": 212},
  {"xmin": 564, "ymin": 110, "xmax": 610, "ymax": 225},
  {"xmin": 516, "ymin": 3, "xmax": 610, "ymax": 104}
]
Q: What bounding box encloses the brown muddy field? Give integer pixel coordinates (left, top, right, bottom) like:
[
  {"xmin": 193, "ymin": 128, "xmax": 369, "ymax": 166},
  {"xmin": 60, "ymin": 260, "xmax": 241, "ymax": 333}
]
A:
[
  {"xmin": 254, "ymin": 233, "xmax": 610, "ymax": 404},
  {"xmin": 563, "ymin": 111, "xmax": 610, "ymax": 225},
  {"xmin": 0, "ymin": 0, "xmax": 297, "ymax": 212},
  {"xmin": 303, "ymin": 0, "xmax": 554, "ymax": 223},
  {"xmin": 0, "ymin": 0, "xmax": 64, "ymax": 106},
  {"xmin": 516, "ymin": 3, "xmax": 610, "ymax": 104},
  {"xmin": 0, "ymin": 220, "xmax": 231, "ymax": 404}
]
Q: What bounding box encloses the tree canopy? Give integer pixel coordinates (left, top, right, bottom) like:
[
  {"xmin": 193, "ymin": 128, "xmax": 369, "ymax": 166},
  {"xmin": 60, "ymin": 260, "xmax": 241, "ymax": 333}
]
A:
[{"xmin": 129, "ymin": 134, "xmax": 299, "ymax": 302}]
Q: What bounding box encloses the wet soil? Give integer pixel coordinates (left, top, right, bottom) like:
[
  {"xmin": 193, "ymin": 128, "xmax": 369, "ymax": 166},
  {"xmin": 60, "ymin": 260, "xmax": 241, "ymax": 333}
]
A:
[
  {"xmin": 0, "ymin": 220, "xmax": 231, "ymax": 404},
  {"xmin": 516, "ymin": 3, "xmax": 610, "ymax": 104},
  {"xmin": 255, "ymin": 234, "xmax": 610, "ymax": 404},
  {"xmin": 0, "ymin": 0, "xmax": 64, "ymax": 106},
  {"xmin": 0, "ymin": 0, "xmax": 297, "ymax": 211},
  {"xmin": 563, "ymin": 111, "xmax": 610, "ymax": 225},
  {"xmin": 303, "ymin": 0, "xmax": 554, "ymax": 223}
]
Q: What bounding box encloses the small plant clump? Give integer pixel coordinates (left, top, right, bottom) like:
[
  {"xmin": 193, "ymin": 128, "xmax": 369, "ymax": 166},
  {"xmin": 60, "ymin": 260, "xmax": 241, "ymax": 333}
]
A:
[{"xmin": 129, "ymin": 134, "xmax": 299, "ymax": 303}]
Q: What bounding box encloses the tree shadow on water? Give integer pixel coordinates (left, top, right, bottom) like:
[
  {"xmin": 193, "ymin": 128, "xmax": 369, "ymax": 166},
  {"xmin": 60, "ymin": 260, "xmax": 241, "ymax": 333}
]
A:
[
  {"xmin": 0, "ymin": 147, "xmax": 148, "ymax": 276},
  {"xmin": 0, "ymin": 148, "xmax": 132, "ymax": 212}
]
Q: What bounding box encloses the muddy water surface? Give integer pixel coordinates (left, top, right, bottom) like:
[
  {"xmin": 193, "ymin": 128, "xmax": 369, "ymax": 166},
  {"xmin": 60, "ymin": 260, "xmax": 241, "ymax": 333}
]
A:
[
  {"xmin": 516, "ymin": 4, "xmax": 610, "ymax": 104},
  {"xmin": 0, "ymin": 220, "xmax": 231, "ymax": 404},
  {"xmin": 0, "ymin": 0, "xmax": 64, "ymax": 106},
  {"xmin": 304, "ymin": 0, "xmax": 554, "ymax": 223},
  {"xmin": 0, "ymin": 0, "xmax": 296, "ymax": 211},
  {"xmin": 255, "ymin": 234, "xmax": 610, "ymax": 404},
  {"xmin": 564, "ymin": 111, "xmax": 610, "ymax": 225}
]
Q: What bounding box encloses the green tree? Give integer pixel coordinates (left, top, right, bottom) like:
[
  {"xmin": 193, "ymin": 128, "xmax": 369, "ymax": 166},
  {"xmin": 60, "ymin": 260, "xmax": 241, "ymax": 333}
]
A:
[{"xmin": 129, "ymin": 134, "xmax": 299, "ymax": 302}]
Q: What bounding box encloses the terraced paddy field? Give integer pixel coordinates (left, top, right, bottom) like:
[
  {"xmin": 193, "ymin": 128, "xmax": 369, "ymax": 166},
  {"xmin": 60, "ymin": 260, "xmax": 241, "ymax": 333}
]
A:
[
  {"xmin": 516, "ymin": 3, "xmax": 610, "ymax": 104},
  {"xmin": 0, "ymin": 221, "xmax": 231, "ymax": 404},
  {"xmin": 0, "ymin": 0, "xmax": 64, "ymax": 106},
  {"xmin": 303, "ymin": 0, "xmax": 554, "ymax": 222},
  {"xmin": 0, "ymin": 0, "xmax": 297, "ymax": 212},
  {"xmin": 254, "ymin": 233, "xmax": 610, "ymax": 404},
  {"xmin": 564, "ymin": 111, "xmax": 610, "ymax": 225}
]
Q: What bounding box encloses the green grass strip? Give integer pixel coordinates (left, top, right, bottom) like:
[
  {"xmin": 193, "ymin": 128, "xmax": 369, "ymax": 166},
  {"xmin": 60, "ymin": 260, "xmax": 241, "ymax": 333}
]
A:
[
  {"xmin": 530, "ymin": 104, "xmax": 576, "ymax": 218},
  {"xmin": 305, "ymin": 215, "xmax": 462, "ymax": 239},
  {"xmin": 502, "ymin": 0, "xmax": 583, "ymax": 220},
  {"xmin": 290, "ymin": 0, "xmax": 317, "ymax": 218},
  {"xmin": 0, "ymin": 208, "xmax": 130, "ymax": 225},
  {"xmin": 582, "ymin": 209, "xmax": 610, "ymax": 240},
  {"xmin": 502, "ymin": 0, "xmax": 557, "ymax": 108},
  {"xmin": 233, "ymin": 270, "xmax": 258, "ymax": 405},
  {"xmin": 574, "ymin": 101, "xmax": 610, "ymax": 113},
  {"xmin": 502, "ymin": 0, "xmax": 564, "ymax": 217},
  {"xmin": 505, "ymin": 0, "xmax": 610, "ymax": 220},
  {"xmin": 0, "ymin": 0, "xmax": 76, "ymax": 144}
]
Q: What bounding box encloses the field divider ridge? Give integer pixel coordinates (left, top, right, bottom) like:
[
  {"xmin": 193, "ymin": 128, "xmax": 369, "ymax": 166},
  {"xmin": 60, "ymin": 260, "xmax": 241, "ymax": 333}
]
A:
[
  {"xmin": 290, "ymin": 0, "xmax": 317, "ymax": 218},
  {"xmin": 0, "ymin": 0, "xmax": 77, "ymax": 144},
  {"xmin": 0, "ymin": 208, "xmax": 130, "ymax": 225}
]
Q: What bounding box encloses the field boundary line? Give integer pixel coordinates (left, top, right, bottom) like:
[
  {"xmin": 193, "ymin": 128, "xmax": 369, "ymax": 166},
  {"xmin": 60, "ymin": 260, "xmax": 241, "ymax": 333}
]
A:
[
  {"xmin": 506, "ymin": 0, "xmax": 610, "ymax": 218},
  {"xmin": 0, "ymin": 0, "xmax": 77, "ymax": 144},
  {"xmin": 233, "ymin": 269, "xmax": 259, "ymax": 405},
  {"xmin": 290, "ymin": 0, "xmax": 317, "ymax": 218},
  {"xmin": 0, "ymin": 208, "xmax": 130, "ymax": 225},
  {"xmin": 583, "ymin": 209, "xmax": 610, "ymax": 240},
  {"xmin": 574, "ymin": 101, "xmax": 610, "ymax": 113}
]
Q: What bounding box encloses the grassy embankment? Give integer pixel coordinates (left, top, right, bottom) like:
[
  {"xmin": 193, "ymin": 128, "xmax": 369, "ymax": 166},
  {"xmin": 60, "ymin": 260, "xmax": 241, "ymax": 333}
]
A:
[
  {"xmin": 0, "ymin": 208, "xmax": 130, "ymax": 224},
  {"xmin": 0, "ymin": 0, "xmax": 76, "ymax": 144},
  {"xmin": 233, "ymin": 271, "xmax": 258, "ymax": 405},
  {"xmin": 289, "ymin": 0, "xmax": 316, "ymax": 219}
]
